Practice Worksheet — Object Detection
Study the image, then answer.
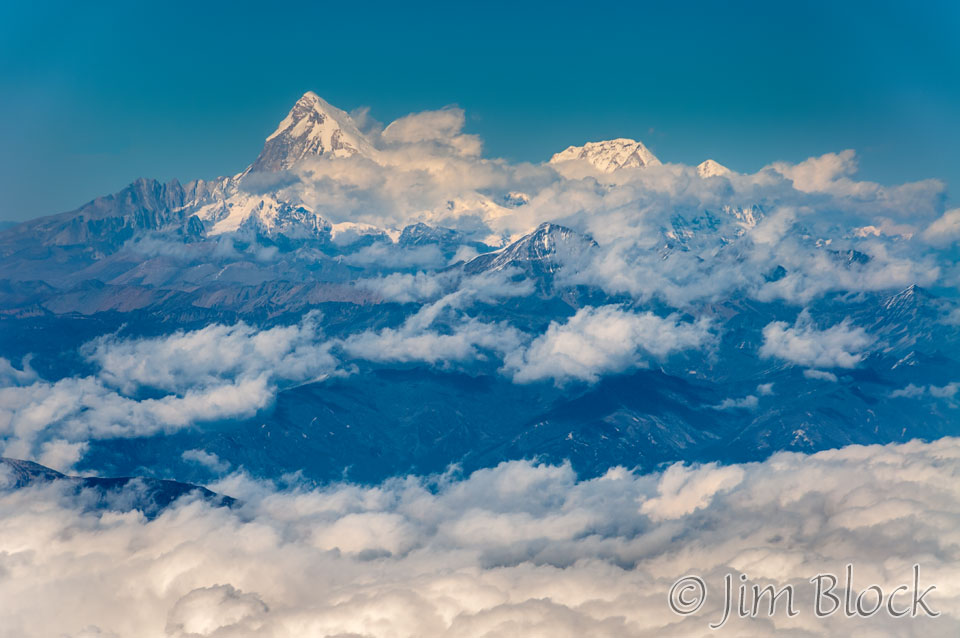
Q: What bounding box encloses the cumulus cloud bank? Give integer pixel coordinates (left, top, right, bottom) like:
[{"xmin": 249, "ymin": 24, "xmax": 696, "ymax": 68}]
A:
[
  {"xmin": 1, "ymin": 276, "xmax": 719, "ymax": 468},
  {"xmin": 504, "ymin": 305, "xmax": 713, "ymax": 385},
  {"xmin": 0, "ymin": 438, "xmax": 957, "ymax": 637},
  {"xmin": 760, "ymin": 312, "xmax": 874, "ymax": 369},
  {"xmin": 0, "ymin": 315, "xmax": 340, "ymax": 468},
  {"xmin": 86, "ymin": 313, "xmax": 336, "ymax": 395},
  {"xmin": 343, "ymin": 313, "xmax": 522, "ymax": 366},
  {"xmin": 343, "ymin": 270, "xmax": 533, "ymax": 366}
]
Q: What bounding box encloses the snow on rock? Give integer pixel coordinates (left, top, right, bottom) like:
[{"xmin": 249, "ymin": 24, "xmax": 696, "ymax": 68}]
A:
[
  {"xmin": 196, "ymin": 192, "xmax": 330, "ymax": 238},
  {"xmin": 549, "ymin": 138, "xmax": 661, "ymax": 172},
  {"xmin": 697, "ymin": 159, "xmax": 733, "ymax": 178},
  {"xmin": 245, "ymin": 91, "xmax": 376, "ymax": 174},
  {"xmin": 725, "ymin": 205, "xmax": 763, "ymax": 230},
  {"xmin": 465, "ymin": 222, "xmax": 597, "ymax": 275}
]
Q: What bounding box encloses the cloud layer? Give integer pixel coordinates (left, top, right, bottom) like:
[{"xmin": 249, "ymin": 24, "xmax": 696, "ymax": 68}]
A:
[{"xmin": 0, "ymin": 438, "xmax": 958, "ymax": 637}]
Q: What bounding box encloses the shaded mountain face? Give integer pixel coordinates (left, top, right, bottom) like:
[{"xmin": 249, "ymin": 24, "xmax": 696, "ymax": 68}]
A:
[
  {"xmin": 0, "ymin": 178, "xmax": 206, "ymax": 256},
  {"xmin": 0, "ymin": 457, "xmax": 64, "ymax": 487},
  {"xmin": 465, "ymin": 223, "xmax": 596, "ymax": 274},
  {"xmin": 0, "ymin": 457, "xmax": 234, "ymax": 517},
  {"xmin": 0, "ymin": 92, "xmax": 957, "ymax": 486}
]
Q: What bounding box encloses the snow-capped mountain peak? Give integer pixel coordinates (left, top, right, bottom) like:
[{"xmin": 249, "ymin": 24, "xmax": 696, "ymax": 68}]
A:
[
  {"xmin": 194, "ymin": 191, "xmax": 330, "ymax": 238},
  {"xmin": 465, "ymin": 222, "xmax": 597, "ymax": 276},
  {"xmin": 245, "ymin": 91, "xmax": 375, "ymax": 174},
  {"xmin": 697, "ymin": 159, "xmax": 732, "ymax": 178},
  {"xmin": 549, "ymin": 138, "xmax": 661, "ymax": 172}
]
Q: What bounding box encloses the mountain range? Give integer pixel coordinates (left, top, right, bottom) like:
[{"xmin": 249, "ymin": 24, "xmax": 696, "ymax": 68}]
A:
[{"xmin": 0, "ymin": 91, "xmax": 956, "ymax": 494}]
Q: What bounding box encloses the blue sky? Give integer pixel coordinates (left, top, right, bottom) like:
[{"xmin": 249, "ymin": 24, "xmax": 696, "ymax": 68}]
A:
[{"xmin": 1, "ymin": 0, "xmax": 958, "ymax": 221}]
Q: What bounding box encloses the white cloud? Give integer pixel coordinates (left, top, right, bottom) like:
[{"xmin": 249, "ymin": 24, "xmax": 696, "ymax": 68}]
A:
[
  {"xmin": 381, "ymin": 108, "xmax": 482, "ymax": 158},
  {"xmin": 769, "ymin": 150, "xmax": 860, "ymax": 193},
  {"xmin": 166, "ymin": 584, "xmax": 268, "ymax": 637},
  {"xmin": 767, "ymin": 150, "xmax": 943, "ymax": 219},
  {"xmin": 804, "ymin": 369, "xmax": 839, "ymax": 382},
  {"xmin": 753, "ymin": 240, "xmax": 940, "ymax": 305},
  {"xmin": 356, "ymin": 271, "xmax": 450, "ymax": 303},
  {"xmin": 922, "ymin": 208, "xmax": 960, "ymax": 246},
  {"xmin": 342, "ymin": 315, "xmax": 523, "ymax": 366},
  {"xmin": 450, "ymin": 244, "xmax": 480, "ymax": 264},
  {"xmin": 891, "ymin": 382, "xmax": 959, "ymax": 401},
  {"xmin": 0, "ymin": 315, "xmax": 342, "ymax": 466},
  {"xmin": 891, "ymin": 383, "xmax": 927, "ymax": 399},
  {"xmin": 712, "ymin": 395, "xmax": 759, "ymax": 410},
  {"xmin": 182, "ymin": 449, "xmax": 231, "ymax": 474},
  {"xmin": 0, "ymin": 438, "xmax": 957, "ymax": 636},
  {"xmin": 0, "ymin": 373, "xmax": 276, "ymax": 462},
  {"xmin": 352, "ymin": 267, "xmax": 528, "ymax": 305},
  {"xmin": 37, "ymin": 439, "xmax": 87, "ymax": 472},
  {"xmin": 0, "ymin": 356, "xmax": 38, "ymax": 386},
  {"xmin": 932, "ymin": 383, "xmax": 960, "ymax": 399},
  {"xmin": 760, "ymin": 312, "xmax": 874, "ymax": 369},
  {"xmin": 86, "ymin": 312, "xmax": 335, "ymax": 395},
  {"xmin": 559, "ymin": 198, "xmax": 941, "ymax": 308},
  {"xmin": 503, "ymin": 305, "xmax": 713, "ymax": 385},
  {"xmin": 639, "ymin": 461, "xmax": 744, "ymax": 521},
  {"xmin": 341, "ymin": 270, "xmax": 534, "ymax": 366}
]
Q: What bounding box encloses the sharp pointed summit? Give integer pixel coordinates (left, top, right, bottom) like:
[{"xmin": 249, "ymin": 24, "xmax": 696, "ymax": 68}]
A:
[
  {"xmin": 549, "ymin": 138, "xmax": 661, "ymax": 172},
  {"xmin": 697, "ymin": 159, "xmax": 732, "ymax": 178},
  {"xmin": 245, "ymin": 91, "xmax": 375, "ymax": 174},
  {"xmin": 464, "ymin": 222, "xmax": 597, "ymax": 278}
]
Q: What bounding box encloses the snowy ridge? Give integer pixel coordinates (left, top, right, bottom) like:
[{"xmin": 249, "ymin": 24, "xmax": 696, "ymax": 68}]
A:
[
  {"xmin": 195, "ymin": 192, "xmax": 329, "ymax": 238},
  {"xmin": 549, "ymin": 138, "xmax": 661, "ymax": 172},
  {"xmin": 465, "ymin": 222, "xmax": 597, "ymax": 275}
]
